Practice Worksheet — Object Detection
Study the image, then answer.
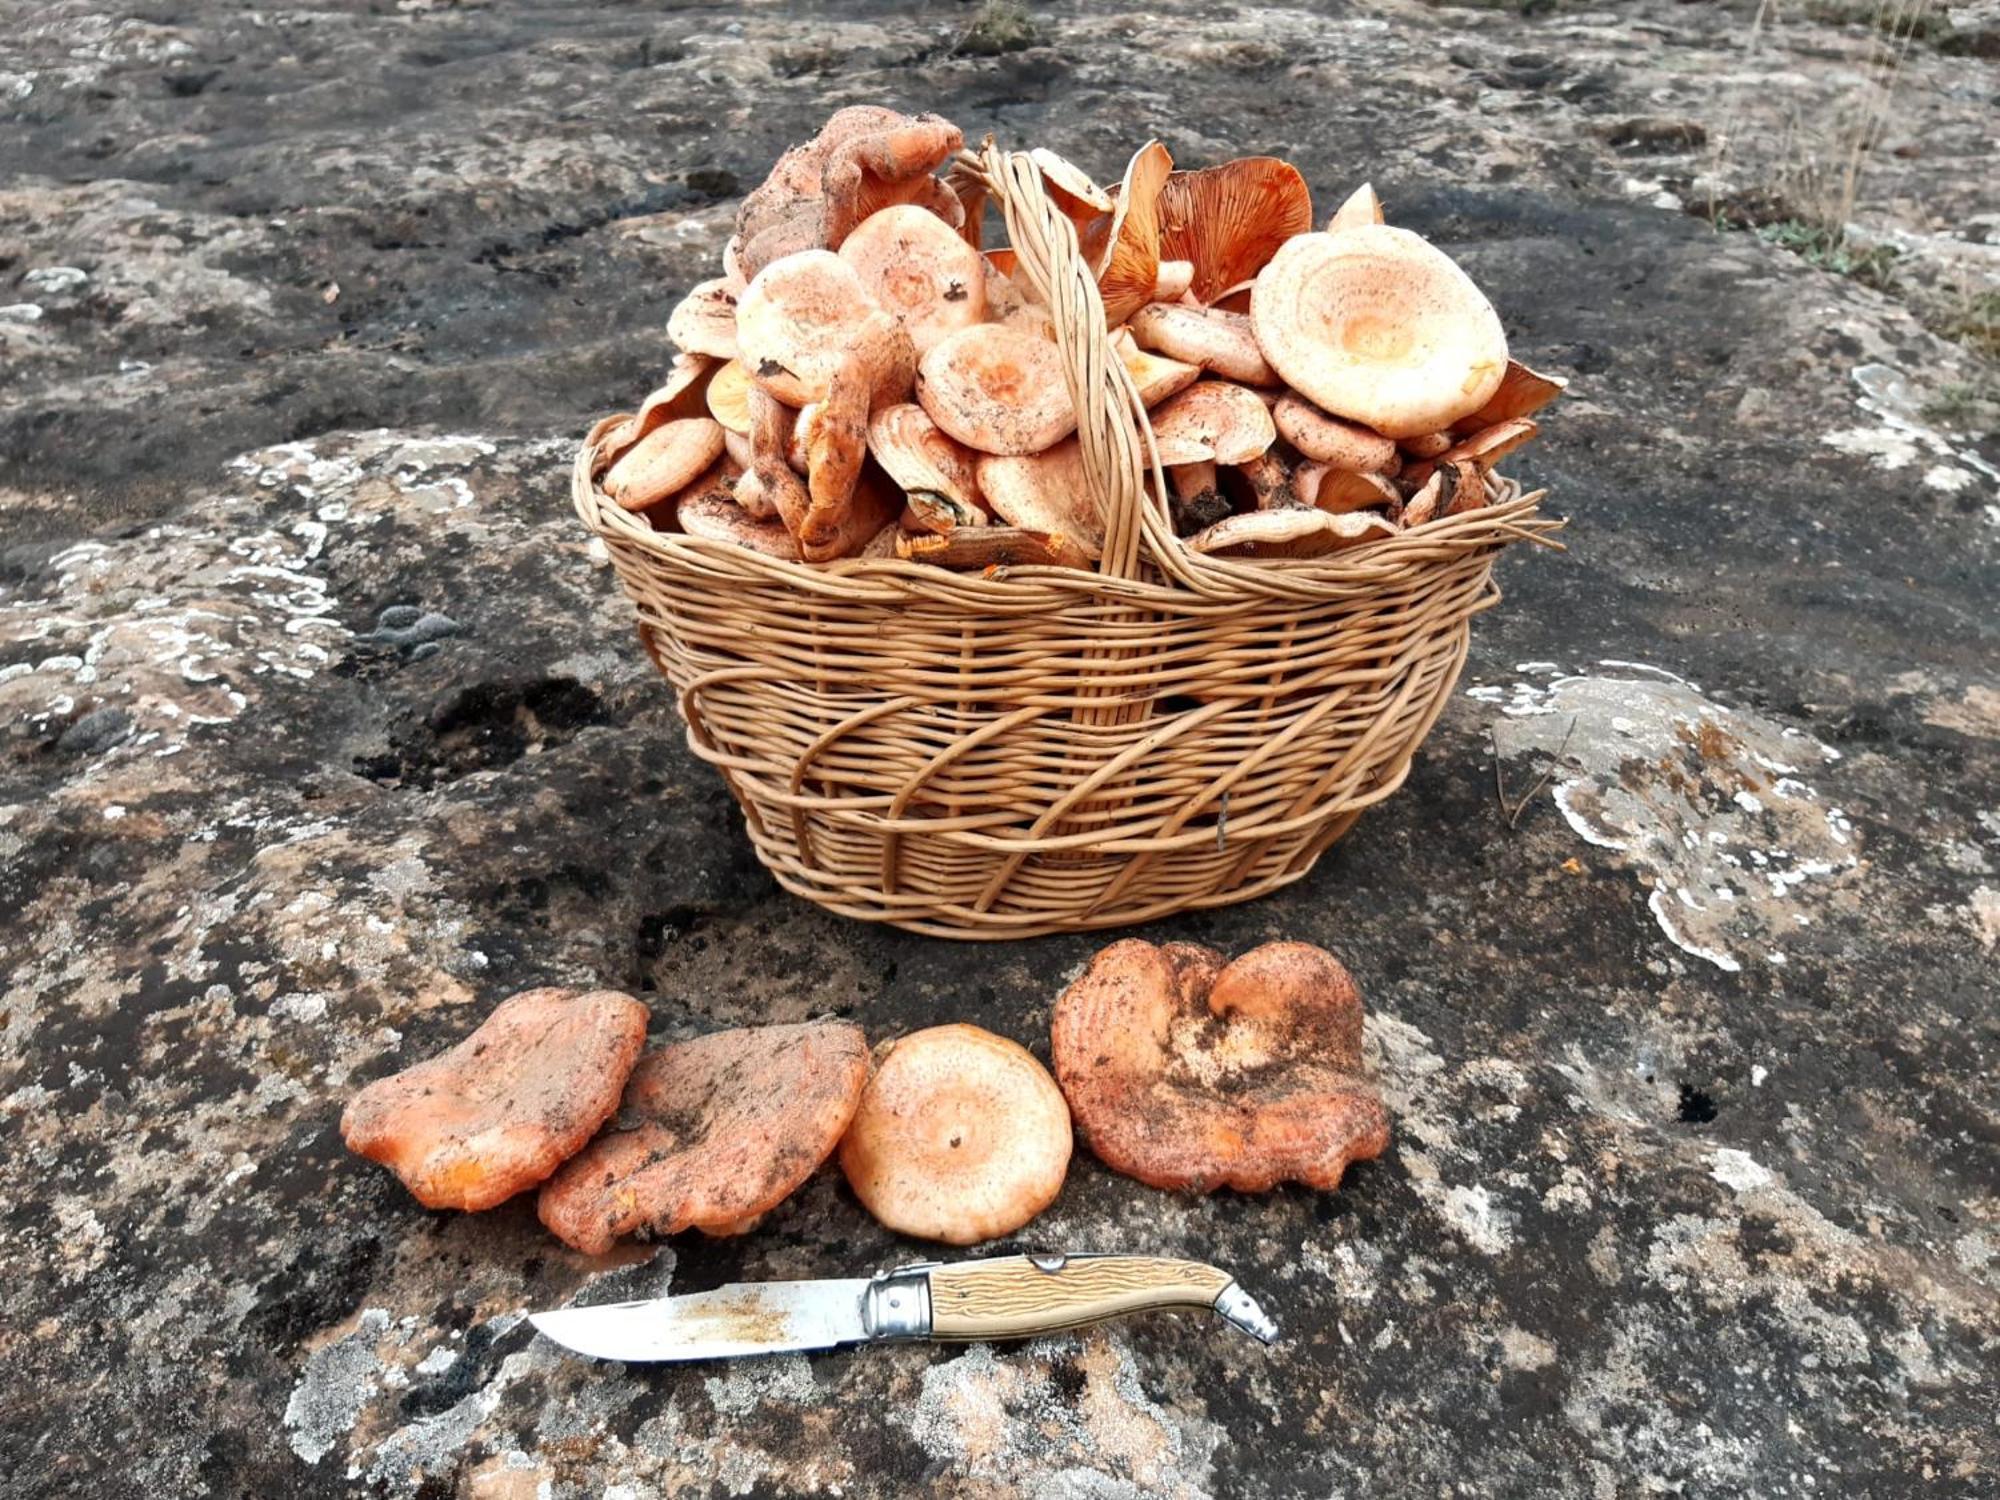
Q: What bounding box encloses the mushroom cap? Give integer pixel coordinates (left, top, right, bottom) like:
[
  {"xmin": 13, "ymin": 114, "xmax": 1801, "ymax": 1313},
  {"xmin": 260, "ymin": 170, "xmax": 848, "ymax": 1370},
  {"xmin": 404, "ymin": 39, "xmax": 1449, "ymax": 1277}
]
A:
[
  {"xmin": 1051, "ymin": 940, "xmax": 1389, "ymax": 1194},
  {"xmin": 838, "ymin": 203, "xmax": 988, "ymax": 357},
  {"xmin": 1029, "ymin": 147, "xmax": 1113, "ymax": 223},
  {"xmin": 538, "ymin": 1020, "xmax": 870, "ymax": 1254},
  {"xmin": 1305, "ymin": 466, "xmax": 1402, "ymax": 514},
  {"xmin": 1094, "ymin": 140, "xmax": 1174, "ymax": 327},
  {"xmin": 677, "ymin": 489, "xmax": 803, "ymax": 559},
  {"xmin": 817, "ymin": 112, "xmax": 965, "ymax": 250},
  {"xmin": 1457, "ymin": 360, "xmax": 1567, "ymax": 432},
  {"xmin": 706, "ymin": 359, "xmax": 753, "ymax": 434},
  {"xmin": 974, "ymin": 439, "xmax": 1104, "ymax": 560},
  {"xmin": 918, "ymin": 323, "xmax": 1078, "ymax": 455},
  {"xmin": 602, "ymin": 354, "xmax": 716, "ymax": 462},
  {"xmin": 1153, "ymin": 259, "xmax": 1195, "ymax": 302},
  {"xmin": 1399, "ymin": 431, "xmax": 1453, "ymax": 460},
  {"xmin": 736, "ymin": 249, "xmax": 903, "ymax": 406},
  {"xmin": 1272, "ymin": 393, "xmax": 1400, "ymax": 473},
  {"xmin": 1189, "ymin": 506, "xmax": 1396, "ymax": 558},
  {"xmin": 1128, "ymin": 303, "xmax": 1277, "ymax": 386},
  {"xmin": 838, "ymin": 1024, "xmax": 1072, "ymax": 1245},
  {"xmin": 1438, "ymin": 416, "xmax": 1538, "ymax": 470},
  {"xmin": 603, "ymin": 417, "xmax": 727, "ymax": 511},
  {"xmin": 1250, "ymin": 226, "xmax": 1508, "ymax": 439},
  {"xmin": 1324, "ymin": 181, "xmax": 1385, "ymax": 234},
  {"xmin": 667, "ymin": 277, "xmax": 743, "ymax": 360},
  {"xmin": 341, "ymin": 987, "xmax": 648, "ymax": 1212},
  {"xmin": 1147, "ymin": 380, "xmax": 1277, "ymax": 467},
  {"xmin": 1110, "ymin": 329, "xmax": 1203, "ymax": 407},
  {"xmin": 1157, "ymin": 156, "xmax": 1314, "ymax": 306},
  {"xmin": 868, "ymin": 402, "xmax": 985, "ymax": 528}
]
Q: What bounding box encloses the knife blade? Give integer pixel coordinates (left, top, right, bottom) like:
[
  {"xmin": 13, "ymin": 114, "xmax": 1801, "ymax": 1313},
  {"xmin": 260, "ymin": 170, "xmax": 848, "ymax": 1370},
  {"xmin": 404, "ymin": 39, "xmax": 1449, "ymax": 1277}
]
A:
[{"xmin": 529, "ymin": 1252, "xmax": 1278, "ymax": 1363}]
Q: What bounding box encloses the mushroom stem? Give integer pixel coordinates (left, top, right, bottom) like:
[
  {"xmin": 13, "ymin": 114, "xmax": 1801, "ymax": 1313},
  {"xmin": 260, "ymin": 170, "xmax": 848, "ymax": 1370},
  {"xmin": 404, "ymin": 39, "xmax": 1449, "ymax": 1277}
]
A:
[
  {"xmin": 1235, "ymin": 451, "xmax": 1300, "ymax": 511},
  {"xmin": 1167, "ymin": 460, "xmax": 1231, "ymax": 536}
]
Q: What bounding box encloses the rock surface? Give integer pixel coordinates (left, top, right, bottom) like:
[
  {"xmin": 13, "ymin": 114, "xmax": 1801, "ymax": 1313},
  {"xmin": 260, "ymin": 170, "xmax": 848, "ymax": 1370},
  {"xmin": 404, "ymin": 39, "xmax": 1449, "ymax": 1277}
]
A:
[{"xmin": 2, "ymin": 2, "xmax": 1996, "ymax": 1497}]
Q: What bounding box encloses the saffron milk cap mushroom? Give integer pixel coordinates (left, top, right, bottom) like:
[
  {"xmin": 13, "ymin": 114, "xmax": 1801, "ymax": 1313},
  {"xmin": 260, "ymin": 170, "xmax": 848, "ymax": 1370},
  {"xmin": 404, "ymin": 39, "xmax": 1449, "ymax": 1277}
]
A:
[
  {"xmin": 601, "ymin": 354, "xmax": 716, "ymax": 462},
  {"xmin": 1324, "ymin": 181, "xmax": 1385, "ymax": 234},
  {"xmin": 838, "ymin": 1024, "xmax": 1072, "ymax": 1245},
  {"xmin": 1190, "ymin": 506, "xmax": 1396, "ymax": 558},
  {"xmin": 1157, "ymin": 156, "xmax": 1314, "ymax": 306},
  {"xmin": 1129, "ymin": 303, "xmax": 1278, "ymax": 386},
  {"xmin": 666, "ymin": 277, "xmax": 742, "ymax": 360},
  {"xmin": 918, "ymin": 322, "xmax": 1078, "ymax": 455},
  {"xmin": 1110, "ymin": 327, "xmax": 1202, "ymax": 407},
  {"xmin": 867, "ymin": 403, "xmax": 985, "ymax": 530},
  {"xmin": 1094, "ymin": 140, "xmax": 1174, "ymax": 327},
  {"xmin": 603, "ymin": 417, "xmax": 727, "ymax": 511},
  {"xmin": 1051, "ymin": 941, "xmax": 1390, "ymax": 1194},
  {"xmin": 975, "ymin": 439, "xmax": 1103, "ymax": 560},
  {"xmin": 1148, "ymin": 380, "xmax": 1277, "ymax": 467},
  {"xmin": 839, "ymin": 204, "xmax": 988, "ymax": 356},
  {"xmin": 1437, "ymin": 416, "xmax": 1538, "ymax": 471},
  {"xmin": 1250, "ymin": 226, "xmax": 1508, "ymax": 439},
  {"xmin": 1273, "ymin": 393, "xmax": 1400, "ymax": 473},
  {"xmin": 677, "ymin": 490, "xmax": 804, "ymax": 560},
  {"xmin": 341, "ymin": 988, "xmax": 648, "ymax": 1212},
  {"xmin": 538, "ymin": 1020, "xmax": 870, "ymax": 1254},
  {"xmin": 735, "ymin": 249, "xmax": 905, "ymax": 407},
  {"xmin": 1457, "ymin": 360, "xmax": 1567, "ymax": 432}
]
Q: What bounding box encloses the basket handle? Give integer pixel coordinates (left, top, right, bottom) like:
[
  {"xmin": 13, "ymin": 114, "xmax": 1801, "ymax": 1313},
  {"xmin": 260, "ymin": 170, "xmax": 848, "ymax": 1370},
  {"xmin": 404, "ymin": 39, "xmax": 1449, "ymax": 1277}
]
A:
[{"xmin": 965, "ymin": 143, "xmax": 1199, "ymax": 589}]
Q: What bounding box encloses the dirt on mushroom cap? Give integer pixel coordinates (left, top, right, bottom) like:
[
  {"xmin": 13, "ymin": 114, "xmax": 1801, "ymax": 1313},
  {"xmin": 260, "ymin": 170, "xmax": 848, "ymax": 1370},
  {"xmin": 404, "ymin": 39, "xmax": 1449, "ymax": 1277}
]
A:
[
  {"xmin": 1147, "ymin": 380, "xmax": 1277, "ymax": 467},
  {"xmin": 839, "ymin": 1023, "xmax": 1072, "ymax": 1245},
  {"xmin": 1250, "ymin": 225, "xmax": 1508, "ymax": 439},
  {"xmin": 537, "ymin": 1019, "xmax": 870, "ymax": 1255},
  {"xmin": 838, "ymin": 203, "xmax": 989, "ymax": 357},
  {"xmin": 1051, "ymin": 940, "xmax": 1389, "ymax": 1194},
  {"xmin": 341, "ymin": 988, "xmax": 649, "ymax": 1213},
  {"xmin": 918, "ymin": 322, "xmax": 1078, "ymax": 456},
  {"xmin": 603, "ymin": 417, "xmax": 727, "ymax": 511},
  {"xmin": 735, "ymin": 249, "xmax": 904, "ymax": 407}
]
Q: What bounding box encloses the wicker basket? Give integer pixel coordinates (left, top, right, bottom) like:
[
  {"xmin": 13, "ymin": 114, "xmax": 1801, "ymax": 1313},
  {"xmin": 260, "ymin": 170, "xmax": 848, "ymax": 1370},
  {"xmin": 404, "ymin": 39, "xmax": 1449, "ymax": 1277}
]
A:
[{"xmin": 572, "ymin": 143, "xmax": 1559, "ymax": 938}]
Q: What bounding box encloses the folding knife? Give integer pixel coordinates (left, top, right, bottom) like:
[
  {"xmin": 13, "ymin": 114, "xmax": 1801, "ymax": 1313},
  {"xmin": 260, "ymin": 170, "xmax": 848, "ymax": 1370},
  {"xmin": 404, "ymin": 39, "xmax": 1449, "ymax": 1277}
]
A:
[{"xmin": 529, "ymin": 1251, "xmax": 1279, "ymax": 1363}]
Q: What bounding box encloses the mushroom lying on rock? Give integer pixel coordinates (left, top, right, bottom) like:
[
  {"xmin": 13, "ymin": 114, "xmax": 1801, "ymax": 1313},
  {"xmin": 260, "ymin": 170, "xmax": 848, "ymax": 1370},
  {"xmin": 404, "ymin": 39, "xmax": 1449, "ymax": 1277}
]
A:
[
  {"xmin": 1051, "ymin": 941, "xmax": 1389, "ymax": 1194},
  {"xmin": 538, "ymin": 1019, "xmax": 870, "ymax": 1254},
  {"xmin": 839, "ymin": 1024, "xmax": 1072, "ymax": 1245},
  {"xmin": 342, "ymin": 988, "xmax": 649, "ymax": 1212}
]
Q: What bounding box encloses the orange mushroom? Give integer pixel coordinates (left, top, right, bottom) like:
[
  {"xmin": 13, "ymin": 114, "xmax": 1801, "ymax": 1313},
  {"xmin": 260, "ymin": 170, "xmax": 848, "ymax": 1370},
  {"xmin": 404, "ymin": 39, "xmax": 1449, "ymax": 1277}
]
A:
[
  {"xmin": 601, "ymin": 354, "xmax": 716, "ymax": 462},
  {"xmin": 1029, "ymin": 147, "xmax": 1113, "ymax": 244},
  {"xmin": 603, "ymin": 417, "xmax": 727, "ymax": 511},
  {"xmin": 1110, "ymin": 327, "xmax": 1202, "ymax": 407},
  {"xmin": 1153, "ymin": 259, "xmax": 1195, "ymax": 302},
  {"xmin": 1272, "ymin": 393, "xmax": 1400, "ymax": 474},
  {"xmin": 1456, "ymin": 359, "xmax": 1567, "ymax": 432},
  {"xmin": 975, "ymin": 439, "xmax": 1103, "ymax": 560},
  {"xmin": 539, "ymin": 1020, "xmax": 870, "ymax": 1254},
  {"xmin": 1305, "ymin": 466, "xmax": 1403, "ymax": 515},
  {"xmin": 1149, "ymin": 380, "xmax": 1276, "ymax": 467},
  {"xmin": 705, "ymin": 358, "xmax": 753, "ymax": 436},
  {"xmin": 839, "ymin": 203, "xmax": 989, "ymax": 357},
  {"xmin": 1235, "ymin": 450, "xmax": 1299, "ymax": 513},
  {"xmin": 678, "ymin": 490, "xmax": 804, "ymax": 559},
  {"xmin": 918, "ymin": 322, "xmax": 1078, "ymax": 455},
  {"xmin": 1437, "ymin": 416, "xmax": 1538, "ymax": 471},
  {"xmin": 1128, "ymin": 303, "xmax": 1277, "ymax": 386},
  {"xmin": 1157, "ymin": 156, "xmax": 1313, "ymax": 306},
  {"xmin": 1324, "ymin": 181, "xmax": 1385, "ymax": 234},
  {"xmin": 1051, "ymin": 941, "xmax": 1390, "ymax": 1194},
  {"xmin": 666, "ymin": 277, "xmax": 742, "ymax": 361},
  {"xmin": 868, "ymin": 402, "xmax": 985, "ymax": 531},
  {"xmin": 1093, "ymin": 140, "xmax": 1174, "ymax": 327},
  {"xmin": 1250, "ymin": 226, "xmax": 1508, "ymax": 438},
  {"xmin": 734, "ymin": 107, "xmax": 963, "ymax": 277},
  {"xmin": 342, "ymin": 987, "xmax": 648, "ymax": 1212},
  {"xmin": 734, "ymin": 249, "xmax": 910, "ymax": 408},
  {"xmin": 1189, "ymin": 506, "xmax": 1396, "ymax": 558},
  {"xmin": 1402, "ymin": 468, "xmax": 1445, "ymax": 527},
  {"xmin": 896, "ymin": 526, "xmax": 1075, "ymax": 569},
  {"xmin": 839, "ymin": 1024, "xmax": 1073, "ymax": 1245},
  {"xmin": 1399, "ymin": 431, "xmax": 1453, "ymax": 461}
]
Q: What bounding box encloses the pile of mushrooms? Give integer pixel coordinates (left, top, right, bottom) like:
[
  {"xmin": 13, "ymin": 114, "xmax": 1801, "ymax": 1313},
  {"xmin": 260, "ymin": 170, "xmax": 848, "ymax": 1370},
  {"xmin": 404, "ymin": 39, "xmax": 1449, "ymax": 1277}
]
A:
[
  {"xmin": 345, "ymin": 937, "xmax": 1389, "ymax": 1252},
  {"xmin": 602, "ymin": 107, "xmax": 1563, "ymax": 568}
]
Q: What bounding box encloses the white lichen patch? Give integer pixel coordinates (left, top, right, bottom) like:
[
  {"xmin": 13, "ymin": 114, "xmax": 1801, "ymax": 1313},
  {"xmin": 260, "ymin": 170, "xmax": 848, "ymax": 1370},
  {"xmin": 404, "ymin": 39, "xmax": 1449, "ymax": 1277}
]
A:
[
  {"xmin": 1820, "ymin": 362, "xmax": 1998, "ymax": 495},
  {"xmin": 901, "ymin": 1332, "xmax": 1223, "ymax": 1498},
  {"xmin": 1478, "ymin": 660, "xmax": 1858, "ymax": 971}
]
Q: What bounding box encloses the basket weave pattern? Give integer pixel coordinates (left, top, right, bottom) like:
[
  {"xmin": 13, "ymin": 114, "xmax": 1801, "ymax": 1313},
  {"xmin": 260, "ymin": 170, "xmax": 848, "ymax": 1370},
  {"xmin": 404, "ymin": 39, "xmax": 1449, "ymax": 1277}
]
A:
[{"xmin": 573, "ymin": 144, "xmax": 1557, "ymax": 938}]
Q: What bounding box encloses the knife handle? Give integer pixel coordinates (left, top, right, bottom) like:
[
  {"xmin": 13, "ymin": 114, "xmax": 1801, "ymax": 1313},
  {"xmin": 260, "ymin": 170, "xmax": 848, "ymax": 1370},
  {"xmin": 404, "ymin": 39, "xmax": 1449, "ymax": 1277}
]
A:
[{"xmin": 927, "ymin": 1254, "xmax": 1236, "ymax": 1340}]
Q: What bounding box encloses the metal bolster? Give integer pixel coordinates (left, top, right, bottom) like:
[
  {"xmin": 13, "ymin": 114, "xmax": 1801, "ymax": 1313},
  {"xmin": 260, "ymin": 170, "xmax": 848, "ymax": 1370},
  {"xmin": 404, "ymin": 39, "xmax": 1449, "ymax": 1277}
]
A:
[
  {"xmin": 862, "ymin": 1267, "xmax": 934, "ymax": 1341},
  {"xmin": 1212, "ymin": 1282, "xmax": 1280, "ymax": 1345}
]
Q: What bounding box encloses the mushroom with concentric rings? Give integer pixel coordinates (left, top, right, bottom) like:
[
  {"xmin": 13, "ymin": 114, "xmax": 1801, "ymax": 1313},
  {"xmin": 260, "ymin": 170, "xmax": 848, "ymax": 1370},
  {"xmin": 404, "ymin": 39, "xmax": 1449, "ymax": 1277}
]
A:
[{"xmin": 839, "ymin": 1024, "xmax": 1073, "ymax": 1245}]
